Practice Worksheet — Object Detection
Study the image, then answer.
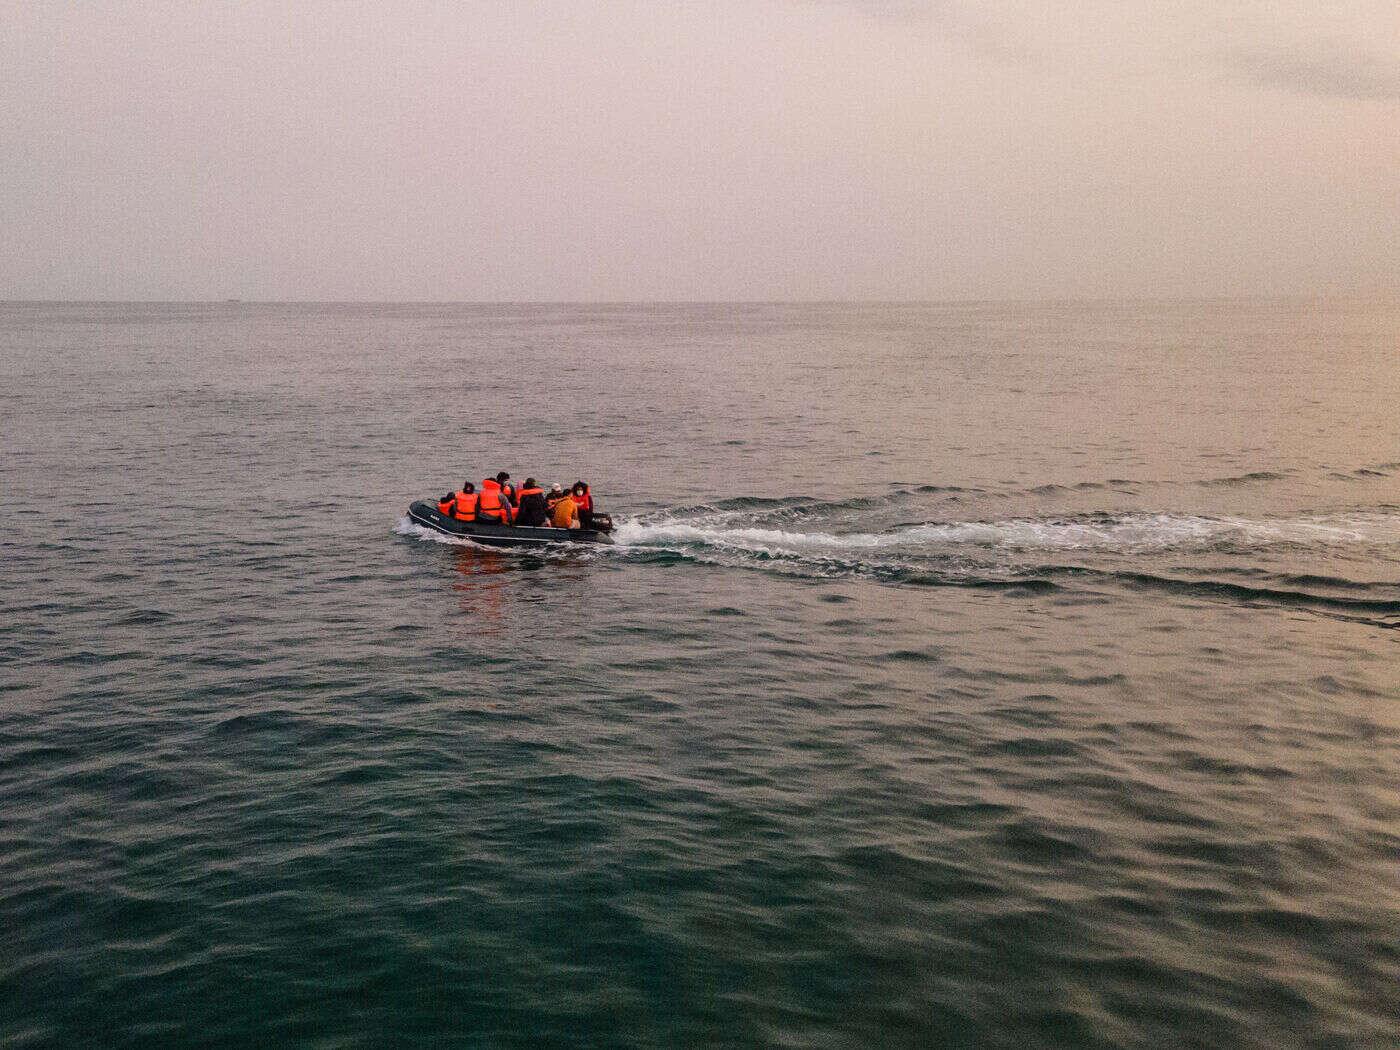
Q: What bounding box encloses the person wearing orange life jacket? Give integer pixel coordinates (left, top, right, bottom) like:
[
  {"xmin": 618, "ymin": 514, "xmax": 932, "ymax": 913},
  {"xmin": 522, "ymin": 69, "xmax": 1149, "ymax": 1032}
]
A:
[
  {"xmin": 571, "ymin": 481, "xmax": 595, "ymax": 530},
  {"xmin": 513, "ymin": 478, "xmax": 549, "ymax": 527},
  {"xmin": 452, "ymin": 482, "xmax": 479, "ymax": 521},
  {"xmin": 438, "ymin": 481, "xmax": 478, "ymax": 521},
  {"xmin": 476, "ymin": 476, "xmax": 513, "ymax": 524}
]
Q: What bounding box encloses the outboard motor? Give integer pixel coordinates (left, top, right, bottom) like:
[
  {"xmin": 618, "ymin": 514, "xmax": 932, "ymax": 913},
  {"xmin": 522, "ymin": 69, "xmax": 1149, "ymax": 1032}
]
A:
[{"xmin": 590, "ymin": 512, "xmax": 614, "ymax": 533}]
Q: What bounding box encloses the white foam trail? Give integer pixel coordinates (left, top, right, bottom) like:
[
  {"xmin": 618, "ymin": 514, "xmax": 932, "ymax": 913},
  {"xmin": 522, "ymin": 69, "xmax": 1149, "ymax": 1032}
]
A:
[
  {"xmin": 611, "ymin": 513, "xmax": 1400, "ymax": 555},
  {"xmin": 394, "ymin": 516, "xmax": 487, "ymax": 547},
  {"xmin": 611, "ymin": 521, "xmax": 872, "ymax": 550}
]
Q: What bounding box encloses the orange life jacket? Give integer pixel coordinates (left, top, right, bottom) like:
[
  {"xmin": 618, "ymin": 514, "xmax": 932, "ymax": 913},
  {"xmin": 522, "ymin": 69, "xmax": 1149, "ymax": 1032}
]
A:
[
  {"xmin": 573, "ymin": 488, "xmax": 593, "ymax": 512},
  {"xmin": 477, "ymin": 480, "xmax": 511, "ymax": 523},
  {"xmin": 453, "ymin": 491, "xmax": 478, "ymax": 521},
  {"xmin": 516, "ymin": 486, "xmax": 543, "ymax": 500},
  {"xmin": 437, "ymin": 497, "xmax": 455, "ymax": 516}
]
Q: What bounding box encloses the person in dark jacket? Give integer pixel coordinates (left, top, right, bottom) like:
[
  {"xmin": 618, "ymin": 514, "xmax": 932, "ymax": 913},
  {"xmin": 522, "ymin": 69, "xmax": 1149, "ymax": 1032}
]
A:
[{"xmin": 512, "ymin": 478, "xmax": 549, "ymax": 527}]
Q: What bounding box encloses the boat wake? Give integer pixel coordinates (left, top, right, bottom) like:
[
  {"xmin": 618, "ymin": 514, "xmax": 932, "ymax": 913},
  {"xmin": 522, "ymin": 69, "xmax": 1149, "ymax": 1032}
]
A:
[
  {"xmin": 396, "ymin": 516, "xmax": 475, "ymax": 546},
  {"xmin": 611, "ymin": 511, "xmax": 1400, "ymax": 556},
  {"xmin": 607, "ymin": 511, "xmax": 1400, "ymax": 624},
  {"xmin": 397, "ymin": 509, "xmax": 1400, "ymax": 623}
]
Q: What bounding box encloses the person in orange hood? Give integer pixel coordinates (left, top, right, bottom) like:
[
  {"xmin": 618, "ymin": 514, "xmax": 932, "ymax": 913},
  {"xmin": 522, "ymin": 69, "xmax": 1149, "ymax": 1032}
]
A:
[{"xmin": 476, "ymin": 476, "xmax": 513, "ymax": 524}]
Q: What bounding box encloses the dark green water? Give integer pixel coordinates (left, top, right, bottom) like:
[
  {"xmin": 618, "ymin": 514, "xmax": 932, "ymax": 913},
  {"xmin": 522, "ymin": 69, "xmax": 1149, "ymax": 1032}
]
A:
[{"xmin": 3, "ymin": 301, "xmax": 1399, "ymax": 1048}]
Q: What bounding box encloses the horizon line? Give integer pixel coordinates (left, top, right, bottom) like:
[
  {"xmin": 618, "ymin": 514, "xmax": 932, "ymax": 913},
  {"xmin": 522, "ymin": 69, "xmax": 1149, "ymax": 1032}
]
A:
[{"xmin": 1, "ymin": 294, "xmax": 1390, "ymax": 307}]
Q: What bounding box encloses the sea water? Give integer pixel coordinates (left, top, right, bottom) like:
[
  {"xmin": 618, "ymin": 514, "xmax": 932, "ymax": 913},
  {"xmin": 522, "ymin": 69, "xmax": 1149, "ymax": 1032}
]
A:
[{"xmin": 2, "ymin": 300, "xmax": 1398, "ymax": 1047}]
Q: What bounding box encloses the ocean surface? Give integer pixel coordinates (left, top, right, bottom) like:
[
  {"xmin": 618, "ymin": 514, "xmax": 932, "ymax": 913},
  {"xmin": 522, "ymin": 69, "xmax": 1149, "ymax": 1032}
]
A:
[{"xmin": 2, "ymin": 299, "xmax": 1398, "ymax": 1049}]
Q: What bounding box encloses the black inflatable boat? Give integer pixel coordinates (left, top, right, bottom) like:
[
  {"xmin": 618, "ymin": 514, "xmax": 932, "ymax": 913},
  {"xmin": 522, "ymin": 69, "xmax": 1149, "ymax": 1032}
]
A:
[{"xmin": 407, "ymin": 500, "xmax": 614, "ymax": 548}]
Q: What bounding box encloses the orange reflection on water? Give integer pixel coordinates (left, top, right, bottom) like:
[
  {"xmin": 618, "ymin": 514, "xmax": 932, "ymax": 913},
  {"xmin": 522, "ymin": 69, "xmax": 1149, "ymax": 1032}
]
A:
[
  {"xmin": 443, "ymin": 544, "xmax": 593, "ymax": 636},
  {"xmin": 444, "ymin": 545, "xmax": 517, "ymax": 635}
]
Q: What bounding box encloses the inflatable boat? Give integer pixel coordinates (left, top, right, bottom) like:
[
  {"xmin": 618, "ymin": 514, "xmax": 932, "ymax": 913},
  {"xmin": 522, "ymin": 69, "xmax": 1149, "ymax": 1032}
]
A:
[{"xmin": 406, "ymin": 500, "xmax": 614, "ymax": 548}]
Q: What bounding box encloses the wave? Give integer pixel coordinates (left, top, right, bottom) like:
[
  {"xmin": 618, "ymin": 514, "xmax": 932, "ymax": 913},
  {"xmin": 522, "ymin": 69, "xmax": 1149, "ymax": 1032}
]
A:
[
  {"xmin": 648, "ymin": 463, "xmax": 1394, "ymax": 529},
  {"xmin": 1194, "ymin": 470, "xmax": 1292, "ymax": 487},
  {"xmin": 1097, "ymin": 570, "xmax": 1400, "ymax": 615}
]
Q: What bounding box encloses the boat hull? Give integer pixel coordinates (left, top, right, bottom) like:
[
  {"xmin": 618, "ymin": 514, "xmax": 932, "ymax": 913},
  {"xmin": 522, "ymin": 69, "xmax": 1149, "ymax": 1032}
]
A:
[{"xmin": 407, "ymin": 500, "xmax": 613, "ymax": 548}]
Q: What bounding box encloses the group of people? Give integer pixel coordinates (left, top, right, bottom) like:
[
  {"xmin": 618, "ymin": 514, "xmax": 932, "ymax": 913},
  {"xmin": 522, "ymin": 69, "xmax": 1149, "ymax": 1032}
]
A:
[{"xmin": 438, "ymin": 472, "xmax": 595, "ymax": 529}]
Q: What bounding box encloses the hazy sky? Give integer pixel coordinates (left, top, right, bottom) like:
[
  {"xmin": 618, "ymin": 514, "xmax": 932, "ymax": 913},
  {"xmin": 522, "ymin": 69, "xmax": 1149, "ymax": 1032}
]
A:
[{"xmin": 2, "ymin": 1, "xmax": 1396, "ymax": 300}]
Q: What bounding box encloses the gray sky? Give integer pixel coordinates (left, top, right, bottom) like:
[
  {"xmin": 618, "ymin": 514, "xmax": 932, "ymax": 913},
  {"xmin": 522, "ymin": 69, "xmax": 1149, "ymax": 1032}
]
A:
[{"xmin": 1, "ymin": 0, "xmax": 1396, "ymax": 300}]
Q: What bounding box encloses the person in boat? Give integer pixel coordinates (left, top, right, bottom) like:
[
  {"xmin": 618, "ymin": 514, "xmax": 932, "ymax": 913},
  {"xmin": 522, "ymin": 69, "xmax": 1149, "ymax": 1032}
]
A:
[
  {"xmin": 551, "ymin": 486, "xmax": 581, "ymax": 529},
  {"xmin": 545, "ymin": 483, "xmax": 564, "ymax": 517},
  {"xmin": 495, "ymin": 472, "xmax": 517, "ymax": 509},
  {"xmin": 572, "ymin": 481, "xmax": 594, "ymax": 529},
  {"xmin": 512, "ymin": 478, "xmax": 549, "ymax": 527},
  {"xmin": 476, "ymin": 475, "xmax": 514, "ymax": 524},
  {"xmin": 438, "ymin": 481, "xmax": 477, "ymax": 520}
]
